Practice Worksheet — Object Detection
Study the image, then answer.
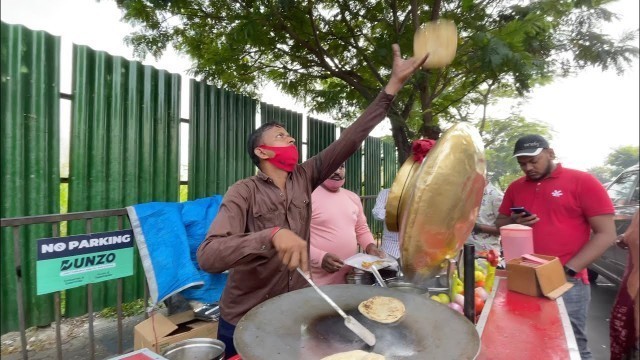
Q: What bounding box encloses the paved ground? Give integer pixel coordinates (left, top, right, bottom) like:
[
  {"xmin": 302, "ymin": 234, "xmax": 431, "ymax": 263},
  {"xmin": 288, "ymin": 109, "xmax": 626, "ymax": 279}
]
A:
[
  {"xmin": 0, "ymin": 278, "xmax": 622, "ymax": 359},
  {"xmin": 1, "ymin": 311, "xmax": 152, "ymax": 360},
  {"xmin": 588, "ymin": 276, "xmax": 619, "ymax": 360}
]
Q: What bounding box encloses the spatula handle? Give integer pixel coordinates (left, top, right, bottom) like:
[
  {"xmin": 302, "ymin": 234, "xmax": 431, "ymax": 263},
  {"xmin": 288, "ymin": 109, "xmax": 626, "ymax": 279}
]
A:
[
  {"xmin": 296, "ymin": 268, "xmax": 348, "ymax": 318},
  {"xmin": 371, "ymin": 265, "xmax": 387, "ymax": 288}
]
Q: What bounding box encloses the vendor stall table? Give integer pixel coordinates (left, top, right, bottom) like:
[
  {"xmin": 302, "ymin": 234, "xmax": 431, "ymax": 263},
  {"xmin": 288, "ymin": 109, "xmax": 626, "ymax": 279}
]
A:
[{"xmin": 476, "ymin": 276, "xmax": 581, "ymax": 360}]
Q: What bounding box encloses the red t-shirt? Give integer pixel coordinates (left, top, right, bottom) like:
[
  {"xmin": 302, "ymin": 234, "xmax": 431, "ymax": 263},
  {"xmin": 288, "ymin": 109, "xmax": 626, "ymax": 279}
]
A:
[{"xmin": 499, "ymin": 164, "xmax": 614, "ymax": 282}]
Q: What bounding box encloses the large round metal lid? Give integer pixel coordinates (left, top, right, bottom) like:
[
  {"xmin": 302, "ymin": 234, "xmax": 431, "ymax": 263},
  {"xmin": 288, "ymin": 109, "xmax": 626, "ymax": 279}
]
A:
[
  {"xmin": 399, "ymin": 122, "xmax": 486, "ymax": 284},
  {"xmin": 234, "ymin": 284, "xmax": 480, "ymax": 359},
  {"xmin": 385, "ymin": 156, "xmax": 420, "ymax": 232}
]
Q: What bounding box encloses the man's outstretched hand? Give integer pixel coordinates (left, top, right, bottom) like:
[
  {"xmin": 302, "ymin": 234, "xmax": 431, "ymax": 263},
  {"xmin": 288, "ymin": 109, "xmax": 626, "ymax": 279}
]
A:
[
  {"xmin": 384, "ymin": 44, "xmax": 430, "ymax": 96},
  {"xmin": 272, "ymin": 228, "xmax": 309, "ymax": 272}
]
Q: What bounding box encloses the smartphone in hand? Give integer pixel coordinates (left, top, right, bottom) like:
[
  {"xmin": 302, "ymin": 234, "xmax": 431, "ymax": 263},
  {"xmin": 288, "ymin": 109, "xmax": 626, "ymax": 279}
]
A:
[{"xmin": 510, "ymin": 207, "xmax": 533, "ymax": 217}]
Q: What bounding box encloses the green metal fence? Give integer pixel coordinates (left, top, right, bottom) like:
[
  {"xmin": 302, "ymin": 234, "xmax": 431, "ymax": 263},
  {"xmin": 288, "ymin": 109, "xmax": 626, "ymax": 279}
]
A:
[
  {"xmin": 64, "ymin": 45, "xmax": 182, "ymax": 317},
  {"xmin": 383, "ymin": 141, "xmax": 398, "ymax": 188},
  {"xmin": 0, "ymin": 21, "xmax": 399, "ymax": 336},
  {"xmin": 307, "ymin": 117, "xmax": 336, "ymax": 158},
  {"xmin": 364, "ymin": 137, "xmax": 383, "ymax": 234},
  {"xmin": 0, "ymin": 22, "xmax": 60, "ymax": 334},
  {"xmin": 189, "ymin": 80, "xmax": 257, "ymax": 198}
]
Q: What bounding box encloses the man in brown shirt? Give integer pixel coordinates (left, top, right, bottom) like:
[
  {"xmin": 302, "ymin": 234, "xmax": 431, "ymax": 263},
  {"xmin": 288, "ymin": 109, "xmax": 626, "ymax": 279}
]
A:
[{"xmin": 196, "ymin": 44, "xmax": 427, "ymax": 357}]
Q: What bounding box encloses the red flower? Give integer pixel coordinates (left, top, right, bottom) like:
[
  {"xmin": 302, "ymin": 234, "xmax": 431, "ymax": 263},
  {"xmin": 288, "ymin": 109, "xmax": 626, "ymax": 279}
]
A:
[{"xmin": 411, "ymin": 139, "xmax": 436, "ymax": 163}]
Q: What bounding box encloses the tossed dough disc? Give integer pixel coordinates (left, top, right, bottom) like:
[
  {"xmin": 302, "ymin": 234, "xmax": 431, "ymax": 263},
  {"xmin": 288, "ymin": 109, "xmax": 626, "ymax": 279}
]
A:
[
  {"xmin": 413, "ymin": 20, "xmax": 458, "ymax": 69},
  {"xmin": 357, "ymin": 296, "xmax": 406, "ymax": 324}
]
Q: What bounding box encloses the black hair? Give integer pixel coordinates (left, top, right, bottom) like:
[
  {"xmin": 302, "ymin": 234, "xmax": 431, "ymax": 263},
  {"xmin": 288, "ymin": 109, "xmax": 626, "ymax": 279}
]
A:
[{"xmin": 247, "ymin": 121, "xmax": 285, "ymax": 167}]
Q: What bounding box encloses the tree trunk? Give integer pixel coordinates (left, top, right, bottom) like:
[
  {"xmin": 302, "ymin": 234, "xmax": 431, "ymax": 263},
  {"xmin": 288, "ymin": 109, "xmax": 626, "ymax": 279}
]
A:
[
  {"xmin": 421, "ymin": 112, "xmax": 442, "ymax": 140},
  {"xmin": 422, "ymin": 0, "xmax": 443, "ymax": 141},
  {"xmin": 388, "ymin": 112, "xmax": 412, "ymax": 164},
  {"xmin": 417, "ymin": 75, "xmax": 442, "ymax": 141}
]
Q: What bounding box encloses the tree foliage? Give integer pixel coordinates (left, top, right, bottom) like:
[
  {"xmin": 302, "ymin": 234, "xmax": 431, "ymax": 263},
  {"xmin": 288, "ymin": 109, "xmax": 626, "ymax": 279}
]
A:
[
  {"xmin": 607, "ymin": 145, "xmax": 640, "ymax": 172},
  {"xmin": 588, "ymin": 145, "xmax": 640, "ymax": 182},
  {"xmin": 475, "ymin": 115, "xmax": 553, "ymax": 189},
  {"xmin": 587, "ymin": 165, "xmax": 613, "ymax": 183},
  {"xmin": 116, "ymin": 0, "xmax": 638, "ymax": 162}
]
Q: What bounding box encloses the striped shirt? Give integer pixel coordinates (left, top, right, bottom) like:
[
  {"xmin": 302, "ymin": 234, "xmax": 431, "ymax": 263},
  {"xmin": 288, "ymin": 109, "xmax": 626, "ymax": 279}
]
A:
[{"xmin": 371, "ymin": 188, "xmax": 401, "ymax": 258}]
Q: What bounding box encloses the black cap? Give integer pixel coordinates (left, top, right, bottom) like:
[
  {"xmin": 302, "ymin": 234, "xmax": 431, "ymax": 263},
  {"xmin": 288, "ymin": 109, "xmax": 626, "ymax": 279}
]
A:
[{"xmin": 513, "ymin": 134, "xmax": 550, "ymax": 157}]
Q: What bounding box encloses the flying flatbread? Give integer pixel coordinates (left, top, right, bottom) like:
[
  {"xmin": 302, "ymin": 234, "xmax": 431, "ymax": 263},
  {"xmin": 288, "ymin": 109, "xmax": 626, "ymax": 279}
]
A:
[
  {"xmin": 321, "ymin": 350, "xmax": 385, "ymax": 360},
  {"xmin": 413, "ymin": 19, "xmax": 458, "ymax": 69},
  {"xmin": 357, "ymin": 296, "xmax": 405, "ymax": 324}
]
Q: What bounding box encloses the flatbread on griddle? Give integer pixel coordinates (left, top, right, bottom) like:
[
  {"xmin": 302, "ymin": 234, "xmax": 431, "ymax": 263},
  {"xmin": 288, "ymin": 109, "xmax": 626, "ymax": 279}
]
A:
[
  {"xmin": 357, "ymin": 296, "xmax": 405, "ymax": 324},
  {"xmin": 321, "ymin": 349, "xmax": 385, "ymax": 360}
]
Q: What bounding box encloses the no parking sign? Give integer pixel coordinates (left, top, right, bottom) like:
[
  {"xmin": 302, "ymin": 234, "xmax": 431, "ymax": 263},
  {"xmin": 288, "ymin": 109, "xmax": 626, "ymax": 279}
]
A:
[{"xmin": 36, "ymin": 229, "xmax": 134, "ymax": 294}]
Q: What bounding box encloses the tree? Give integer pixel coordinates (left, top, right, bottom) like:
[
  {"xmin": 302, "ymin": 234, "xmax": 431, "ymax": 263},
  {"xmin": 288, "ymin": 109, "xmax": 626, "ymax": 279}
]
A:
[
  {"xmin": 586, "ymin": 165, "xmax": 613, "ymax": 183},
  {"xmin": 116, "ymin": 0, "xmax": 638, "ymax": 162},
  {"xmin": 606, "ymin": 145, "xmax": 639, "ymax": 174},
  {"xmin": 588, "ymin": 145, "xmax": 640, "ymax": 182},
  {"xmin": 475, "ymin": 115, "xmax": 553, "ymax": 189}
]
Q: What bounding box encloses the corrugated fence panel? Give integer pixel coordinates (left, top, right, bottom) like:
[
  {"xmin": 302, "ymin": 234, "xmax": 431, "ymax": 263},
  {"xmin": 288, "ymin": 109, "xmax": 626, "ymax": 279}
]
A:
[
  {"xmin": 382, "ymin": 141, "xmax": 397, "ymax": 188},
  {"xmin": 364, "ymin": 137, "xmax": 382, "ymax": 234},
  {"xmin": 307, "ymin": 117, "xmax": 335, "ymax": 158},
  {"xmin": 0, "ymin": 22, "xmax": 60, "ymax": 334},
  {"xmin": 342, "ymin": 128, "xmax": 363, "ymax": 194},
  {"xmin": 65, "ymin": 45, "xmax": 181, "ymax": 317},
  {"xmin": 189, "ymin": 80, "xmax": 257, "ymax": 198},
  {"xmin": 260, "ymin": 103, "xmax": 303, "ymax": 160}
]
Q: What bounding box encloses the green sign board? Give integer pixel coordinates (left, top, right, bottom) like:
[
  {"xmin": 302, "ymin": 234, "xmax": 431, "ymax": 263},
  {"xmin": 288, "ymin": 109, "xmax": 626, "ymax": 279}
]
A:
[{"xmin": 36, "ymin": 229, "xmax": 135, "ymax": 295}]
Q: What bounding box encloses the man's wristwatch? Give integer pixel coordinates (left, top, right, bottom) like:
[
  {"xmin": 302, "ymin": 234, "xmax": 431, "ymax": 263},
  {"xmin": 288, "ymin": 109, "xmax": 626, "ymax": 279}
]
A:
[{"xmin": 563, "ymin": 265, "xmax": 577, "ymax": 277}]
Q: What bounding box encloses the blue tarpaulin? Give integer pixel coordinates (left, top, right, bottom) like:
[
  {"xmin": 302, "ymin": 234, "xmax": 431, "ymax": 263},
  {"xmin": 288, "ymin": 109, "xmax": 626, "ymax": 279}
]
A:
[{"xmin": 127, "ymin": 196, "xmax": 227, "ymax": 305}]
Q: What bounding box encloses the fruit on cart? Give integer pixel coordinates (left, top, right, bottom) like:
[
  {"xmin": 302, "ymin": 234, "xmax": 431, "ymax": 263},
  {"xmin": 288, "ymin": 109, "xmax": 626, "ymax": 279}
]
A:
[
  {"xmin": 437, "ymin": 293, "xmax": 450, "ymax": 304},
  {"xmin": 430, "ymin": 295, "xmax": 442, "ymax": 303},
  {"xmin": 448, "ymin": 302, "xmax": 464, "ymax": 314},
  {"xmin": 474, "ymin": 296, "xmax": 485, "ymax": 313},
  {"xmin": 476, "ymin": 249, "xmax": 500, "ymax": 267},
  {"xmin": 475, "ymin": 287, "xmax": 488, "ymax": 301},
  {"xmin": 474, "ymin": 270, "xmax": 486, "ymax": 282},
  {"xmin": 453, "ymin": 294, "xmax": 465, "ymax": 307},
  {"xmin": 451, "ymin": 271, "xmax": 464, "ymax": 298},
  {"xmin": 484, "ymin": 265, "xmax": 496, "ymax": 292}
]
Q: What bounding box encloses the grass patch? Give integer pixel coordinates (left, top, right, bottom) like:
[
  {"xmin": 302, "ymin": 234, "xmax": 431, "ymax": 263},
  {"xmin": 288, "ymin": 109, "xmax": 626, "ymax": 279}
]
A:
[
  {"xmin": 180, "ymin": 184, "xmax": 188, "ymax": 202},
  {"xmin": 99, "ymin": 298, "xmax": 147, "ymax": 318}
]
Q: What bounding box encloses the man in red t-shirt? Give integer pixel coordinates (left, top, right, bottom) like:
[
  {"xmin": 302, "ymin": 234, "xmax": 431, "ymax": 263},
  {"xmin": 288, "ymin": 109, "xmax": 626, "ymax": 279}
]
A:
[{"xmin": 495, "ymin": 134, "xmax": 616, "ymax": 360}]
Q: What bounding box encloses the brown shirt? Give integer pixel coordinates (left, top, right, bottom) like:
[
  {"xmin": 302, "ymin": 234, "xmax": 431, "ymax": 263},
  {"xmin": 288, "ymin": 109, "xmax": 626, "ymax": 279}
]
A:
[{"xmin": 196, "ymin": 91, "xmax": 395, "ymax": 324}]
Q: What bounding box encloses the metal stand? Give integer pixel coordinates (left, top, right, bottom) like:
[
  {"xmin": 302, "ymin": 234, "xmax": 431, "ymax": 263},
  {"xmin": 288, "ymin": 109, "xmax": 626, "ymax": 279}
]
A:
[{"xmin": 463, "ymin": 244, "xmax": 476, "ymax": 323}]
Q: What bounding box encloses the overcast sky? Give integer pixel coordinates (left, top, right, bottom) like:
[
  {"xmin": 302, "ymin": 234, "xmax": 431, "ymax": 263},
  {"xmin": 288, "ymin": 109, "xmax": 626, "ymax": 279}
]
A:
[{"xmin": 2, "ymin": 0, "xmax": 638, "ymax": 172}]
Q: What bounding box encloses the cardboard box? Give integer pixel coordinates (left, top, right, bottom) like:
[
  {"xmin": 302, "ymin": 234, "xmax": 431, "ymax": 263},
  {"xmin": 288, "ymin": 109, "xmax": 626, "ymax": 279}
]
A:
[
  {"xmin": 506, "ymin": 254, "xmax": 574, "ymax": 299},
  {"xmin": 133, "ymin": 310, "xmax": 219, "ymax": 354}
]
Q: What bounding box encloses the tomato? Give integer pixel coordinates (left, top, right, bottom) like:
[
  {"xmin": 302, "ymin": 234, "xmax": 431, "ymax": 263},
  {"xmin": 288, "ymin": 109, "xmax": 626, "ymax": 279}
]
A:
[{"xmin": 475, "ymin": 296, "xmax": 485, "ymax": 313}]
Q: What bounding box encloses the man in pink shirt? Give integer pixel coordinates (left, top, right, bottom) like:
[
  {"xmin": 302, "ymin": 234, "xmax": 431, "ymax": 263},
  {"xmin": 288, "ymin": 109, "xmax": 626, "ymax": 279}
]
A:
[{"xmin": 310, "ymin": 163, "xmax": 384, "ymax": 285}]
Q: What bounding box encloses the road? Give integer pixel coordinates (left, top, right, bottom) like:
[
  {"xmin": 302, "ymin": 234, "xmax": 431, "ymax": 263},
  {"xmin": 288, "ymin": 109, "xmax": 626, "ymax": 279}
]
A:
[{"xmin": 588, "ymin": 276, "xmax": 620, "ymax": 360}]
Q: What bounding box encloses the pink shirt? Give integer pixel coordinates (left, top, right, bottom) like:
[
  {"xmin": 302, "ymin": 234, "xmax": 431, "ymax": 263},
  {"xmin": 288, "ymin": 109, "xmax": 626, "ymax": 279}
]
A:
[{"xmin": 310, "ymin": 186, "xmax": 376, "ymax": 285}]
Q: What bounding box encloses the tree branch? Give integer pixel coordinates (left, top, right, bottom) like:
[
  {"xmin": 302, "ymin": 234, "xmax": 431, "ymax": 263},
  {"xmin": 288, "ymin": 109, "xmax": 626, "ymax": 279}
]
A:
[
  {"xmin": 336, "ymin": 5, "xmax": 386, "ymax": 87},
  {"xmin": 432, "ymin": 77, "xmax": 490, "ymax": 117}
]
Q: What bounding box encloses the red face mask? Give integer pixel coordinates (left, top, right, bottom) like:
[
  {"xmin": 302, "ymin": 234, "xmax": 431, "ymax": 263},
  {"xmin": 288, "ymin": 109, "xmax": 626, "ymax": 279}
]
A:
[
  {"xmin": 258, "ymin": 145, "xmax": 299, "ymax": 172},
  {"xmin": 322, "ymin": 178, "xmax": 345, "ymax": 192}
]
